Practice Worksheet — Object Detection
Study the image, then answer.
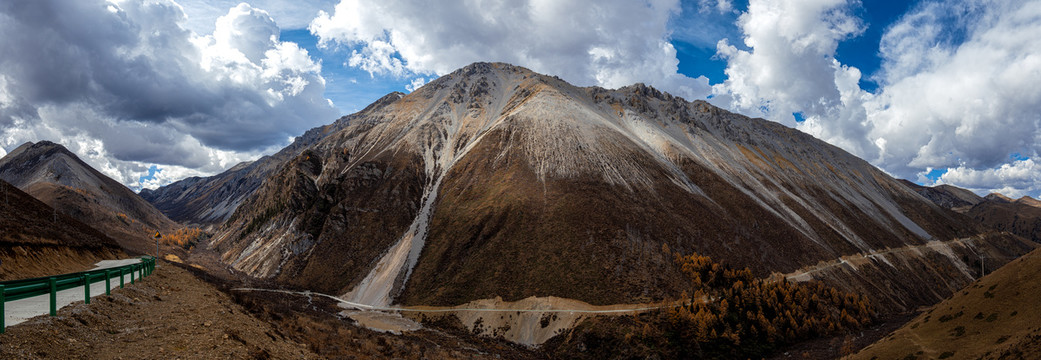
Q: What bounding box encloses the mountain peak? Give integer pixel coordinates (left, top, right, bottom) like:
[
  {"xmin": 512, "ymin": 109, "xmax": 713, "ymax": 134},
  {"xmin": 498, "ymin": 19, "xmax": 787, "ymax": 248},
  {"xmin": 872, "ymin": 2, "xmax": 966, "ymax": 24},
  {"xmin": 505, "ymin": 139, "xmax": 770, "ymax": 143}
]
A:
[
  {"xmin": 200, "ymin": 62, "xmax": 1034, "ymax": 313},
  {"xmin": 0, "ymin": 140, "xmax": 178, "ymax": 254},
  {"xmin": 1015, "ymin": 196, "xmax": 1041, "ymax": 208},
  {"xmin": 985, "ymin": 192, "xmax": 1013, "ymax": 203}
]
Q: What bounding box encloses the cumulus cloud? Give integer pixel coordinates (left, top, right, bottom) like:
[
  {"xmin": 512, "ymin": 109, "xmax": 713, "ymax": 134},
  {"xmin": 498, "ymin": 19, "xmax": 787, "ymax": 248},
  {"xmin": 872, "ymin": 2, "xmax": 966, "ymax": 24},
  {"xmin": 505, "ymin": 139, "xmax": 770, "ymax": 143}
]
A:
[
  {"xmin": 866, "ymin": 0, "xmax": 1041, "ymax": 174},
  {"xmin": 711, "ymin": 0, "xmax": 1041, "ymax": 196},
  {"xmin": 173, "ymin": 0, "xmax": 338, "ymax": 33},
  {"xmin": 710, "ymin": 0, "xmax": 872, "ymax": 155},
  {"xmin": 0, "ymin": 0, "xmax": 337, "ymax": 188},
  {"xmin": 940, "ymin": 159, "xmax": 1041, "ymax": 198},
  {"xmin": 309, "ymin": 0, "xmax": 711, "ymax": 100}
]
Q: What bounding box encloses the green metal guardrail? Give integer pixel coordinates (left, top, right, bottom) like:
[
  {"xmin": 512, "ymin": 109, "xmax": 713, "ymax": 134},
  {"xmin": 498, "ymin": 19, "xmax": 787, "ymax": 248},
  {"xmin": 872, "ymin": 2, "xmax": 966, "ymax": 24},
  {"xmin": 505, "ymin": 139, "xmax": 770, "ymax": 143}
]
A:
[{"xmin": 0, "ymin": 256, "xmax": 156, "ymax": 334}]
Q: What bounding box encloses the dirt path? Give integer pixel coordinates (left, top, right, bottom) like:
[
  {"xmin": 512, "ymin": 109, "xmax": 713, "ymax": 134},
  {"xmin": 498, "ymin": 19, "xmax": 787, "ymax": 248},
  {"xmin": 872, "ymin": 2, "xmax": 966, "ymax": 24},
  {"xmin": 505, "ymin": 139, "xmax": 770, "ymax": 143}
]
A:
[
  {"xmin": 775, "ymin": 236, "xmax": 983, "ymax": 283},
  {"xmin": 232, "ymin": 287, "xmax": 692, "ymax": 346}
]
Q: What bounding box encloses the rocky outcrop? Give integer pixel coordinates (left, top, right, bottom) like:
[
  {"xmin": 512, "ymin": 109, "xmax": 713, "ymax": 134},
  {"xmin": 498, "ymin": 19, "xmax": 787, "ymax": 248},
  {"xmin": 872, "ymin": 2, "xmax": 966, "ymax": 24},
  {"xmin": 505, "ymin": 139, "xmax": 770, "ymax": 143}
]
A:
[{"xmin": 141, "ymin": 92, "xmax": 406, "ymax": 227}]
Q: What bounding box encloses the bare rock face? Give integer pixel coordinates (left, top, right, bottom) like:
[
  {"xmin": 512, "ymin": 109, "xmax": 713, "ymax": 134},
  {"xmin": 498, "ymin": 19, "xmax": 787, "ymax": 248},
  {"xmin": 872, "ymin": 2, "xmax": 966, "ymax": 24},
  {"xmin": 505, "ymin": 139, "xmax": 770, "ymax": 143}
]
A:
[
  {"xmin": 140, "ymin": 92, "xmax": 406, "ymax": 227},
  {"xmin": 209, "ymin": 62, "xmax": 1034, "ymax": 312},
  {"xmin": 0, "ymin": 141, "xmax": 176, "ymax": 255}
]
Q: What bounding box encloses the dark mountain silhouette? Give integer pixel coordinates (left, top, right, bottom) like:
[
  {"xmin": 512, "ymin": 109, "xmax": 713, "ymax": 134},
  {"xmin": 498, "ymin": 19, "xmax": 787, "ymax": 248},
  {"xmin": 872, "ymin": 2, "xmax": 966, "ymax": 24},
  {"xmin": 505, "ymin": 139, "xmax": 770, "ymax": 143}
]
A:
[
  {"xmin": 0, "ymin": 141, "xmax": 178, "ymax": 254},
  {"xmin": 0, "ymin": 179, "xmax": 124, "ymax": 280}
]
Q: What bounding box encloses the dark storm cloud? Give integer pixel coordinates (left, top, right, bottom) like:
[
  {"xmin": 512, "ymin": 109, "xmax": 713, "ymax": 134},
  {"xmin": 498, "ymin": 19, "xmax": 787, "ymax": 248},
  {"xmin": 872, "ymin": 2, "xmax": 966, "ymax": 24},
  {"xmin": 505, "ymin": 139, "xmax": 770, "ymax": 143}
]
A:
[{"xmin": 0, "ymin": 0, "xmax": 336, "ymax": 181}]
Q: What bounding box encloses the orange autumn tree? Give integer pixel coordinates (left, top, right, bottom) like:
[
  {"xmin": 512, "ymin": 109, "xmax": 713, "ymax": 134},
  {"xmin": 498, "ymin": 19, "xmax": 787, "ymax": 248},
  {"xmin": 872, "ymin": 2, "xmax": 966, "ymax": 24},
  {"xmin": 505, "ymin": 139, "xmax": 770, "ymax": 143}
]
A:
[
  {"xmin": 656, "ymin": 252, "xmax": 875, "ymax": 357},
  {"xmin": 162, "ymin": 227, "xmax": 206, "ymax": 250}
]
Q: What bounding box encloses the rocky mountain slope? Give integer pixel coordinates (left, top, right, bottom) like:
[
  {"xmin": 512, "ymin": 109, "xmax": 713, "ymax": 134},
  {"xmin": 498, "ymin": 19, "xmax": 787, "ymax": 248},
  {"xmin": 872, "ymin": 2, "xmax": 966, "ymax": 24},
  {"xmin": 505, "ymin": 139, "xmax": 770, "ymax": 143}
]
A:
[
  {"xmin": 966, "ymin": 195, "xmax": 1041, "ymax": 243},
  {"xmin": 0, "ymin": 179, "xmax": 125, "ymax": 280},
  {"xmin": 0, "ymin": 141, "xmax": 178, "ymax": 254},
  {"xmin": 901, "ymin": 181, "xmax": 1041, "ymax": 243},
  {"xmin": 140, "ymin": 92, "xmax": 405, "ymax": 227},
  {"xmin": 899, "ymin": 179, "xmax": 983, "ymax": 212},
  {"xmin": 208, "ymin": 62, "xmax": 1033, "ymax": 312}
]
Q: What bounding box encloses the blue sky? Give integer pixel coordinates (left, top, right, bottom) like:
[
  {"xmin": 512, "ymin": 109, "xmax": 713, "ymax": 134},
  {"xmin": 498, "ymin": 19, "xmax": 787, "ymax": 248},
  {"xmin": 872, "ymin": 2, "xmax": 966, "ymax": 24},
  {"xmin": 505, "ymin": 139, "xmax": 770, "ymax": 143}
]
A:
[{"xmin": 2, "ymin": 0, "xmax": 1041, "ymax": 197}]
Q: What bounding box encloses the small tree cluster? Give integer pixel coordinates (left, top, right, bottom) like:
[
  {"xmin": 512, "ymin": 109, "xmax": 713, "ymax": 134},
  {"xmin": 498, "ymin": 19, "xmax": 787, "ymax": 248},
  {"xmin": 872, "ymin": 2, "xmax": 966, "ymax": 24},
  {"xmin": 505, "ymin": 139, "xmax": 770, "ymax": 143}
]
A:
[
  {"xmin": 653, "ymin": 253, "xmax": 875, "ymax": 357},
  {"xmin": 163, "ymin": 227, "xmax": 207, "ymax": 250}
]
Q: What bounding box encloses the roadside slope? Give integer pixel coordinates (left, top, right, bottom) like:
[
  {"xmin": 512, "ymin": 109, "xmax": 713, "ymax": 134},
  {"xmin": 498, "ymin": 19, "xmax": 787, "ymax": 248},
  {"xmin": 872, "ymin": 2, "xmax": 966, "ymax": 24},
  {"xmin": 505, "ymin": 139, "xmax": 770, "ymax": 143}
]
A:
[{"xmin": 0, "ymin": 260, "xmax": 543, "ymax": 359}]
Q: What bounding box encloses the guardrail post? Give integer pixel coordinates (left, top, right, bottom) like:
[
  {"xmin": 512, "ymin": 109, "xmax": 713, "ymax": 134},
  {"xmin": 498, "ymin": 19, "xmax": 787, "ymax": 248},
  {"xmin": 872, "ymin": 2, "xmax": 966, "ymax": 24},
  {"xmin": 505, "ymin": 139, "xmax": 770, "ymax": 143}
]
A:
[
  {"xmin": 105, "ymin": 270, "xmax": 111, "ymax": 295},
  {"xmin": 83, "ymin": 274, "xmax": 91, "ymax": 304},
  {"xmin": 119, "ymin": 268, "xmax": 125, "ymax": 288},
  {"xmin": 1, "ymin": 284, "xmax": 6, "ymax": 334},
  {"xmin": 49, "ymin": 277, "xmax": 57, "ymax": 316}
]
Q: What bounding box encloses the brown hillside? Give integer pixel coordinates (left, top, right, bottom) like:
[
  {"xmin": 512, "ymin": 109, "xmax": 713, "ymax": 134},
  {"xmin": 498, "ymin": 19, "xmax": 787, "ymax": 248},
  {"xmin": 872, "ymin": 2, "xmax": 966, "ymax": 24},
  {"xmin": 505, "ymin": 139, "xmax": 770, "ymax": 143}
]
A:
[
  {"xmin": 210, "ymin": 62, "xmax": 1032, "ymax": 314},
  {"xmin": 0, "ymin": 141, "xmax": 179, "ymax": 254},
  {"xmin": 850, "ymin": 246, "xmax": 1041, "ymax": 360},
  {"xmin": 0, "ymin": 180, "xmax": 125, "ymax": 280},
  {"xmin": 140, "ymin": 92, "xmax": 405, "ymax": 227},
  {"xmin": 965, "ymin": 198, "xmax": 1041, "ymax": 243},
  {"xmin": 900, "ymin": 181, "xmax": 1041, "ymax": 243}
]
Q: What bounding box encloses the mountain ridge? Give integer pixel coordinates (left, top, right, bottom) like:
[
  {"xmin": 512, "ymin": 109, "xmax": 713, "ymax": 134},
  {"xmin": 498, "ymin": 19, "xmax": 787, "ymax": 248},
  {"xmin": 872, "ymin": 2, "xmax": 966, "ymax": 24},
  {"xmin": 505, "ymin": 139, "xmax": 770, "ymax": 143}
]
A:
[
  {"xmin": 140, "ymin": 91, "xmax": 407, "ymax": 227},
  {"xmin": 0, "ymin": 141, "xmax": 178, "ymax": 254},
  {"xmin": 205, "ymin": 62, "xmax": 1033, "ymax": 312}
]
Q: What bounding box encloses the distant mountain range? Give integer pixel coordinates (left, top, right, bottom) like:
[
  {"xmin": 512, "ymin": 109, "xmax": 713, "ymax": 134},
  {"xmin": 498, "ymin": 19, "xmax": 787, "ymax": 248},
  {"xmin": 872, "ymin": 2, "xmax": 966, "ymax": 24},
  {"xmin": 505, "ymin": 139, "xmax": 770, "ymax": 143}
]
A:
[
  {"xmin": 138, "ymin": 62, "xmax": 1033, "ymax": 313},
  {"xmin": 901, "ymin": 180, "xmax": 1041, "ymax": 243}
]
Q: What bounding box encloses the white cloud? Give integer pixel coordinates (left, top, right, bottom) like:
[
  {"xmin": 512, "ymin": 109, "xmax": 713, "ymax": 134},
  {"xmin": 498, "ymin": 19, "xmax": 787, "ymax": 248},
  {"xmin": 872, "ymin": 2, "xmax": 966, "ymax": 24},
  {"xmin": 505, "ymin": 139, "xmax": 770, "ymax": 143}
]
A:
[
  {"xmin": 173, "ymin": 0, "xmax": 338, "ymax": 33},
  {"xmin": 710, "ymin": 0, "xmax": 1041, "ymax": 196},
  {"xmin": 698, "ymin": 0, "xmax": 735, "ymax": 14},
  {"xmin": 710, "ymin": 0, "xmax": 865, "ymax": 124},
  {"xmin": 0, "ymin": 0, "xmax": 337, "ymax": 187},
  {"xmin": 866, "ymin": 0, "xmax": 1041, "ymax": 174},
  {"xmin": 404, "ymin": 77, "xmax": 426, "ymax": 93},
  {"xmin": 309, "ymin": 0, "xmax": 711, "ymax": 100},
  {"xmin": 940, "ymin": 159, "xmax": 1041, "ymax": 198}
]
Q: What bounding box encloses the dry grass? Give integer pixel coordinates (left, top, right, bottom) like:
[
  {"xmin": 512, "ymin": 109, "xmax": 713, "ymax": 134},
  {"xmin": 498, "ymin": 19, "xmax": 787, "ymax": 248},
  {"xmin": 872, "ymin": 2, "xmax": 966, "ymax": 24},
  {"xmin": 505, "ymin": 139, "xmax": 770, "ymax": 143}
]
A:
[{"xmin": 850, "ymin": 247, "xmax": 1041, "ymax": 360}]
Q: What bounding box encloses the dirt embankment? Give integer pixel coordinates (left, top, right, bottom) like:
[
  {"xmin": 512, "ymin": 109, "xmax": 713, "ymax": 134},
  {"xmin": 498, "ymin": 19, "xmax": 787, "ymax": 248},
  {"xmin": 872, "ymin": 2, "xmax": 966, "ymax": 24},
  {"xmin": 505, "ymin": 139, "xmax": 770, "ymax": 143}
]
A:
[
  {"xmin": 0, "ymin": 262, "xmax": 317, "ymax": 359},
  {"xmin": 0, "ymin": 259, "xmax": 544, "ymax": 359},
  {"xmin": 0, "ymin": 244, "xmax": 124, "ymax": 281}
]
